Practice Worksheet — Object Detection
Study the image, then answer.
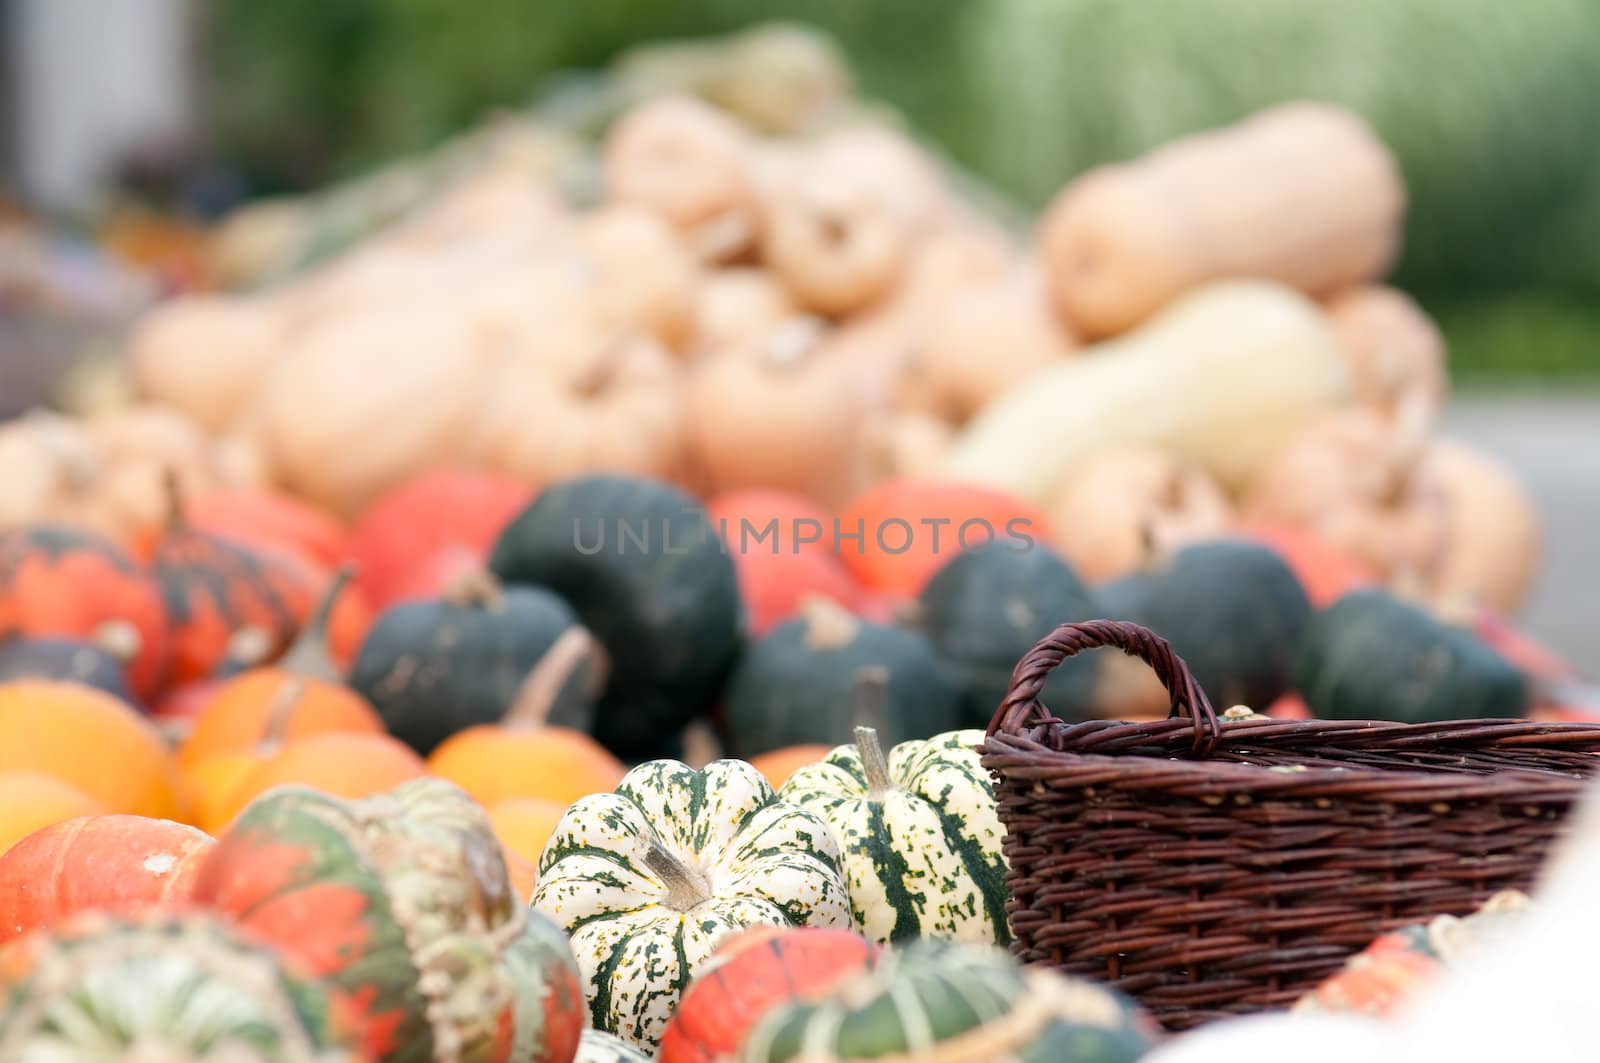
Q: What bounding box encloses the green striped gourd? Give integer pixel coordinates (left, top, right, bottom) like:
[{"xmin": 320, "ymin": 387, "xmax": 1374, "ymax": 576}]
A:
[
  {"xmin": 575, "ymin": 1028, "xmax": 655, "ymax": 1063},
  {"xmin": 779, "ymin": 727, "xmax": 1009, "ymax": 945},
  {"xmin": 533, "ymin": 758, "xmax": 851, "ymax": 1051},
  {"xmin": 739, "ymin": 938, "xmax": 1160, "ymax": 1063},
  {"xmin": 0, "ymin": 911, "xmax": 364, "ymax": 1061},
  {"xmin": 190, "ymin": 777, "xmax": 586, "ymax": 1063}
]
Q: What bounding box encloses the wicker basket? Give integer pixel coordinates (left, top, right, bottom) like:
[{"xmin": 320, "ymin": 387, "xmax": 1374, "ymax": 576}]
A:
[{"xmin": 981, "ymin": 619, "xmax": 1600, "ymax": 1031}]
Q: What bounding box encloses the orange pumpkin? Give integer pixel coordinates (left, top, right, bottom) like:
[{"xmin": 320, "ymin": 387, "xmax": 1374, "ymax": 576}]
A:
[
  {"xmin": 0, "ymin": 525, "xmax": 171, "ymax": 702},
  {"xmin": 344, "ymin": 469, "xmax": 532, "ymax": 610},
  {"xmin": 427, "ymin": 725, "xmax": 624, "ymax": 809},
  {"xmin": 834, "ymin": 478, "xmax": 1052, "ymax": 597},
  {"xmin": 0, "ymin": 773, "xmax": 104, "ymax": 855},
  {"xmin": 486, "ymin": 797, "xmax": 568, "ymax": 873},
  {"xmin": 179, "ymin": 568, "xmax": 380, "ymax": 770},
  {"xmin": 659, "ymin": 925, "xmax": 879, "ymax": 1063},
  {"xmin": 0, "ymin": 680, "xmax": 180, "ymax": 819},
  {"xmin": 748, "ymin": 745, "xmax": 832, "ymax": 789},
  {"xmin": 0, "ymin": 814, "xmax": 214, "ymax": 944},
  {"xmin": 205, "ymin": 731, "xmax": 428, "ymax": 833}
]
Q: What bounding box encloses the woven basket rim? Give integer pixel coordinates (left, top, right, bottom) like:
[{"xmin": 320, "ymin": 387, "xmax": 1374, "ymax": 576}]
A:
[{"xmin": 982, "ymin": 728, "xmax": 1591, "ymax": 805}]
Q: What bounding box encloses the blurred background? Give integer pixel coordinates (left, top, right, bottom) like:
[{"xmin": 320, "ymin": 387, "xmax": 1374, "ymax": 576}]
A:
[{"xmin": 2, "ymin": 0, "xmax": 1596, "ymax": 662}]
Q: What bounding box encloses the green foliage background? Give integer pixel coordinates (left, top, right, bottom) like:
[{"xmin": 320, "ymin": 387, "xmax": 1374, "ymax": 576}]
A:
[{"xmin": 206, "ymin": 0, "xmax": 1600, "ymax": 375}]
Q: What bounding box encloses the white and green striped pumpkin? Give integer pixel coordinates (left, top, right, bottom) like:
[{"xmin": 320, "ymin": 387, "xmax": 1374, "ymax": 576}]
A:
[
  {"xmin": 738, "ymin": 938, "xmax": 1160, "ymax": 1063},
  {"xmin": 575, "ymin": 1027, "xmax": 654, "ymax": 1063},
  {"xmin": 532, "ymin": 758, "xmax": 851, "ymax": 1051},
  {"xmin": 779, "ymin": 727, "xmax": 1009, "ymax": 945}
]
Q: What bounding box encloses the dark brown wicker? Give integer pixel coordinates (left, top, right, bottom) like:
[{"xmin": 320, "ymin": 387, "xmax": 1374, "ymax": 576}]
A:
[{"xmin": 982, "ymin": 619, "xmax": 1600, "ymax": 1031}]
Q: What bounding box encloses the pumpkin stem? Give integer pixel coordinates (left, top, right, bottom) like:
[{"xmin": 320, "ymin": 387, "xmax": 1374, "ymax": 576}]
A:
[
  {"xmin": 799, "ymin": 594, "xmax": 860, "ymax": 651},
  {"xmin": 160, "ymin": 466, "xmax": 188, "ymax": 532},
  {"xmin": 643, "ymin": 837, "xmax": 713, "ymax": 912},
  {"xmin": 444, "ymin": 566, "xmax": 506, "ymax": 612},
  {"xmin": 259, "ymin": 678, "xmax": 305, "ymax": 752},
  {"xmin": 848, "ymin": 666, "xmax": 892, "ymax": 753},
  {"xmin": 502, "ymin": 625, "xmax": 609, "ymax": 731},
  {"xmin": 853, "ymin": 725, "xmax": 894, "ymax": 798},
  {"xmin": 277, "ymin": 563, "xmax": 354, "ymax": 682}
]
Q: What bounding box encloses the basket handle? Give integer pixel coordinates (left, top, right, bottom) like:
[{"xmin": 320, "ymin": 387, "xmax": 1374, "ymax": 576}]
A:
[{"xmin": 987, "ymin": 619, "xmax": 1222, "ymax": 756}]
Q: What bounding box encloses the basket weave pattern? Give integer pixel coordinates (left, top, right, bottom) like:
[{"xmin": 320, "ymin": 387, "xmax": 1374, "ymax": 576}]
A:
[{"xmin": 981, "ymin": 620, "xmax": 1600, "ymax": 1029}]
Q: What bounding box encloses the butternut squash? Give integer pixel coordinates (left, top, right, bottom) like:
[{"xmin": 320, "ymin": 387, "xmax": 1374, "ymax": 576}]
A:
[
  {"xmin": 1041, "ymin": 102, "xmax": 1406, "ymax": 338},
  {"xmin": 937, "ymin": 280, "xmax": 1352, "ymax": 504}
]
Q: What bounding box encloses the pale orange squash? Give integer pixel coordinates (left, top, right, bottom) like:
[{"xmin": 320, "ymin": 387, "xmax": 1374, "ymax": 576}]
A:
[
  {"xmin": 1324, "ymin": 284, "xmax": 1450, "ymax": 420},
  {"xmin": 685, "ymin": 317, "xmax": 868, "ymax": 507},
  {"xmin": 602, "ymin": 95, "xmax": 760, "ymax": 263},
  {"xmin": 894, "ymin": 268, "xmax": 1077, "ymax": 425},
  {"xmin": 1047, "ymin": 447, "xmax": 1233, "ymax": 584},
  {"xmin": 470, "ymin": 333, "xmax": 688, "ymax": 488},
  {"xmin": 126, "ymin": 294, "xmax": 283, "ymax": 433},
  {"xmin": 1041, "ymin": 102, "xmax": 1407, "ymax": 338}
]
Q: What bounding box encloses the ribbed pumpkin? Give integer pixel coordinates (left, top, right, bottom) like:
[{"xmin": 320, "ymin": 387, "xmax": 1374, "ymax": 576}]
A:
[
  {"xmin": 780, "ymin": 727, "xmax": 1008, "ymax": 946},
  {"xmin": 0, "ymin": 911, "xmax": 367, "ymax": 1060},
  {"xmin": 489, "ymin": 475, "xmax": 741, "ymax": 761},
  {"xmin": 913, "ymin": 541, "xmax": 1102, "ymax": 729},
  {"xmin": 659, "ymin": 926, "xmax": 879, "ymax": 1063},
  {"xmin": 346, "ymin": 469, "xmax": 533, "ymax": 609},
  {"xmin": 576, "ymin": 1028, "xmax": 653, "ymax": 1063},
  {"xmin": 738, "ymin": 938, "xmax": 1160, "ymax": 1063},
  {"xmin": 347, "ymin": 569, "xmax": 603, "ymax": 757},
  {"xmin": 0, "ymin": 680, "xmax": 181, "ymax": 819},
  {"xmin": 722, "ymin": 598, "xmax": 962, "ymax": 758},
  {"xmin": 0, "ymin": 525, "xmax": 170, "ymax": 701},
  {"xmin": 191, "ymin": 777, "xmax": 586, "ymax": 1062},
  {"xmin": 533, "ymin": 758, "xmax": 851, "ymax": 1051},
  {"xmin": 0, "ymin": 814, "xmax": 214, "ymax": 944}
]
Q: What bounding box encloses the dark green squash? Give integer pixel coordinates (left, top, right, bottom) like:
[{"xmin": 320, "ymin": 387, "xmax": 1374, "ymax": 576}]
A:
[
  {"xmin": 913, "ymin": 540, "xmax": 1103, "ymax": 728},
  {"xmin": 1096, "ymin": 538, "xmax": 1313, "ymax": 714},
  {"xmin": 347, "ymin": 568, "xmax": 601, "ymax": 756},
  {"xmin": 738, "ymin": 937, "xmax": 1160, "ymax": 1063},
  {"xmin": 722, "ymin": 596, "xmax": 963, "ymax": 758},
  {"xmin": 488, "ymin": 474, "xmax": 741, "ymax": 760},
  {"xmin": 0, "ymin": 636, "xmax": 135, "ymax": 703},
  {"xmin": 1295, "ymin": 588, "xmax": 1530, "ymax": 723}
]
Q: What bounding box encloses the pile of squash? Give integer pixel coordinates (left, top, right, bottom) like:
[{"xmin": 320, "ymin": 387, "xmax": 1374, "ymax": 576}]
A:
[
  {"xmin": 0, "ymin": 29, "xmax": 1576, "ymax": 1061},
  {"xmin": 112, "ymin": 81, "xmax": 1541, "ymax": 632}
]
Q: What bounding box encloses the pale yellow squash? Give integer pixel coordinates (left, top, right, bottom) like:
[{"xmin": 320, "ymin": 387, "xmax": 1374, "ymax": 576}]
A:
[{"xmin": 937, "ymin": 280, "xmax": 1353, "ymax": 504}]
